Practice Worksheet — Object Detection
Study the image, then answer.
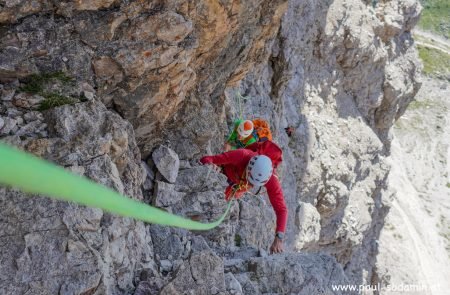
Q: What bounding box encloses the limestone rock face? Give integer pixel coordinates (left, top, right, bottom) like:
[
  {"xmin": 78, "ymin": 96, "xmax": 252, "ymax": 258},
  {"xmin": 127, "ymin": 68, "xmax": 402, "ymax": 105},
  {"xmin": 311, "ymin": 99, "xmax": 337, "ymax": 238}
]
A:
[
  {"xmin": 294, "ymin": 202, "xmax": 321, "ymax": 250},
  {"xmin": 0, "ymin": 0, "xmax": 288, "ymax": 154},
  {"xmin": 152, "ymin": 145, "xmax": 180, "ymax": 183},
  {"xmin": 226, "ymin": 0, "xmax": 421, "ymax": 286},
  {"xmin": 0, "ymin": 101, "xmax": 156, "ymax": 294},
  {"xmin": 160, "ymin": 250, "xmax": 226, "ymax": 295},
  {"xmin": 0, "ymin": 0, "xmax": 422, "ymax": 293},
  {"xmin": 229, "ymin": 252, "xmax": 354, "ymax": 295}
]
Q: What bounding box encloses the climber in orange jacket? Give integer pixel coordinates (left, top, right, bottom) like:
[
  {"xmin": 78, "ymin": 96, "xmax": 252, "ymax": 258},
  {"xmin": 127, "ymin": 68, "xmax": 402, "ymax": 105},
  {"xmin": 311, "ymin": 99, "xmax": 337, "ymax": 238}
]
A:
[{"xmin": 200, "ymin": 141, "xmax": 287, "ymax": 254}]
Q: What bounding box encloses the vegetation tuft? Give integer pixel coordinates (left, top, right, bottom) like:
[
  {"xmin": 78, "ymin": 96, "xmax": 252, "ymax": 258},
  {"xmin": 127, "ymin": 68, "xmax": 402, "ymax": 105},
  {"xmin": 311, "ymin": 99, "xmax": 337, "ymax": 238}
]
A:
[
  {"xmin": 37, "ymin": 93, "xmax": 76, "ymax": 111},
  {"xmin": 407, "ymin": 99, "xmax": 435, "ymax": 110},
  {"xmin": 234, "ymin": 234, "xmax": 242, "ymax": 247},
  {"xmin": 19, "ymin": 72, "xmax": 77, "ymax": 111},
  {"xmin": 418, "ymin": 0, "xmax": 450, "ymax": 38},
  {"xmin": 20, "ymin": 72, "xmax": 74, "ymax": 94},
  {"xmin": 417, "ymin": 45, "xmax": 450, "ymax": 76}
]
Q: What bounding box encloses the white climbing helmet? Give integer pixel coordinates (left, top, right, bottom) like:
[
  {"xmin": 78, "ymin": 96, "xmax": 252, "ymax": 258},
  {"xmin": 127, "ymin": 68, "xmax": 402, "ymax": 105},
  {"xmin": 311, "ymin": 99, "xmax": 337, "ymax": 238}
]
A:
[
  {"xmin": 237, "ymin": 120, "xmax": 254, "ymax": 138},
  {"xmin": 246, "ymin": 155, "xmax": 273, "ymax": 187}
]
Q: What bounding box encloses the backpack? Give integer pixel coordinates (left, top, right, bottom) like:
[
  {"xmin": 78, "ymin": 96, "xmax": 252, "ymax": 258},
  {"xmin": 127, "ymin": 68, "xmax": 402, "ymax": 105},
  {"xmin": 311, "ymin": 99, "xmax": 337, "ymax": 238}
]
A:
[
  {"xmin": 245, "ymin": 140, "xmax": 282, "ymax": 169},
  {"xmin": 252, "ymin": 118, "xmax": 273, "ymax": 142}
]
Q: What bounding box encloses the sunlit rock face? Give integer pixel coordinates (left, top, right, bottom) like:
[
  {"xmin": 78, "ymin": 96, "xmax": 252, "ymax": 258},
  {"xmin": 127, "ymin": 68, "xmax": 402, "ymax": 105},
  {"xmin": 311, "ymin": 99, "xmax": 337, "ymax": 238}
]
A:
[{"xmin": 0, "ymin": 0, "xmax": 421, "ymax": 293}]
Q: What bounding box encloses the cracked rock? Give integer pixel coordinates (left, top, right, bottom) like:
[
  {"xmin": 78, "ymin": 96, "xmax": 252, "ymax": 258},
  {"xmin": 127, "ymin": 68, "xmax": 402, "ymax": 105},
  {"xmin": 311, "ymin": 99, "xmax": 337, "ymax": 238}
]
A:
[
  {"xmin": 225, "ymin": 272, "xmax": 243, "ymax": 295},
  {"xmin": 142, "ymin": 161, "xmax": 155, "ymax": 191},
  {"xmin": 0, "ymin": 117, "xmax": 17, "ymax": 135},
  {"xmin": 153, "ymin": 180, "xmax": 185, "ymax": 207},
  {"xmin": 152, "ymin": 145, "xmax": 180, "ymax": 183},
  {"xmin": 294, "ymin": 202, "xmax": 321, "ymax": 250},
  {"xmin": 159, "ymin": 250, "xmax": 225, "ymax": 295},
  {"xmin": 1, "ymin": 88, "xmax": 15, "ymax": 101}
]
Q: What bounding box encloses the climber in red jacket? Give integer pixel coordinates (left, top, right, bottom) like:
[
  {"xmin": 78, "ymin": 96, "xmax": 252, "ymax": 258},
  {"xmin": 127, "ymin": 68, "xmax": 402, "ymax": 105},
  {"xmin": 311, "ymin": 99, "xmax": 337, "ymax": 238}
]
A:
[{"xmin": 200, "ymin": 141, "xmax": 287, "ymax": 254}]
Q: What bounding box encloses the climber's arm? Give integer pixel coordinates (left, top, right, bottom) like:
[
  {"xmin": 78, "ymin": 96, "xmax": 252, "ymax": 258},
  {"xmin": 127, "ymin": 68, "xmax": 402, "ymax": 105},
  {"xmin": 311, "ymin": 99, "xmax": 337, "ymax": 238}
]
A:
[
  {"xmin": 200, "ymin": 149, "xmax": 247, "ymax": 166},
  {"xmin": 265, "ymin": 175, "xmax": 288, "ymax": 254}
]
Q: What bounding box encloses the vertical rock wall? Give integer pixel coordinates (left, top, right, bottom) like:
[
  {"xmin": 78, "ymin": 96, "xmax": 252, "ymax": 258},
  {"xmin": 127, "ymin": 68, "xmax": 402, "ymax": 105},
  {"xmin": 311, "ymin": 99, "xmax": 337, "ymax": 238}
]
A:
[
  {"xmin": 0, "ymin": 101, "xmax": 155, "ymax": 294},
  {"xmin": 222, "ymin": 0, "xmax": 421, "ymax": 286},
  {"xmin": 0, "ymin": 0, "xmax": 422, "ymax": 293}
]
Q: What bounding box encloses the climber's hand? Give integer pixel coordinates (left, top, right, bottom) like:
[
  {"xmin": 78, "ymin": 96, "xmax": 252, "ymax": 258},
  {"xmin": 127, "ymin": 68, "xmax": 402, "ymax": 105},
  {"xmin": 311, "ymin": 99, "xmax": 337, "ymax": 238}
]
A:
[
  {"xmin": 224, "ymin": 143, "xmax": 232, "ymax": 152},
  {"xmin": 270, "ymin": 237, "xmax": 284, "ymax": 254},
  {"xmin": 225, "ymin": 190, "xmax": 233, "ymax": 202},
  {"xmin": 285, "ymin": 126, "xmax": 294, "ymax": 137},
  {"xmin": 200, "ymin": 157, "xmax": 221, "ymax": 172},
  {"xmin": 204, "ymin": 163, "xmax": 221, "ymax": 173},
  {"xmin": 210, "ymin": 164, "xmax": 221, "ymax": 172},
  {"xmin": 200, "ymin": 156, "xmax": 213, "ymax": 165}
]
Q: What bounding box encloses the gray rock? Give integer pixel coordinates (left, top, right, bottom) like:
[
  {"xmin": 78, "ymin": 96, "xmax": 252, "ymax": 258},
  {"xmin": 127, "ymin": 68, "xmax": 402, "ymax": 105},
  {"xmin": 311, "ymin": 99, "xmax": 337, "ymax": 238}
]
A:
[
  {"xmin": 0, "ymin": 117, "xmax": 17, "ymax": 135},
  {"xmin": 153, "ymin": 180, "xmax": 186, "ymax": 207},
  {"xmin": 0, "ymin": 101, "xmax": 152, "ymax": 294},
  {"xmin": 233, "ymin": 253, "xmax": 354, "ymax": 294},
  {"xmin": 235, "ymin": 197, "xmax": 275, "ymax": 249},
  {"xmin": 294, "ymin": 202, "xmax": 321, "ymax": 250},
  {"xmin": 15, "ymin": 120, "xmax": 43, "ymax": 136},
  {"xmin": 1, "ymin": 88, "xmax": 15, "ymax": 101},
  {"xmin": 159, "ymin": 260, "xmax": 173, "ymax": 273},
  {"xmin": 15, "ymin": 116, "xmax": 24, "ymax": 126},
  {"xmin": 12, "ymin": 93, "xmax": 45, "ymax": 109},
  {"xmin": 150, "ymin": 226, "xmax": 185, "ymax": 261},
  {"xmin": 160, "ymin": 251, "xmax": 225, "ymax": 295},
  {"xmin": 224, "ymin": 258, "xmax": 247, "ymax": 273},
  {"xmin": 152, "ymin": 145, "xmax": 180, "ymax": 183},
  {"xmin": 179, "ymin": 159, "xmax": 192, "ymax": 169},
  {"xmin": 257, "ymin": 248, "xmax": 268, "ymax": 258},
  {"xmin": 6, "ymin": 108, "xmax": 22, "ymax": 118},
  {"xmin": 134, "ymin": 278, "xmax": 165, "ymax": 295},
  {"xmin": 141, "ymin": 161, "xmax": 155, "ymax": 191},
  {"xmin": 81, "ymin": 82, "xmax": 95, "ymax": 100},
  {"xmin": 175, "ymin": 165, "xmax": 228, "ymax": 193},
  {"xmin": 45, "ymin": 101, "xmax": 145, "ymax": 193},
  {"xmin": 0, "ymin": 117, "xmax": 4, "ymax": 130},
  {"xmin": 0, "ymin": 0, "xmax": 424, "ymax": 293},
  {"xmin": 0, "ymin": 104, "xmax": 6, "ymax": 115},
  {"xmin": 38, "ymin": 130, "xmax": 48, "ymax": 137},
  {"xmin": 172, "ymin": 259, "xmax": 184, "ymax": 271},
  {"xmin": 190, "ymin": 235, "xmax": 212, "ymax": 253},
  {"xmin": 225, "ymin": 273, "xmax": 243, "ymax": 295}
]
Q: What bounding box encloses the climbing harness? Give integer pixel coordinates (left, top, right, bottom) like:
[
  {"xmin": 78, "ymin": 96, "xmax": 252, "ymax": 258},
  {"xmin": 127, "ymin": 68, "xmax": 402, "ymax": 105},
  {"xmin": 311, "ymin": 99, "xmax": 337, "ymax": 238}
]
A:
[
  {"xmin": 228, "ymin": 177, "xmax": 267, "ymax": 201},
  {"xmin": 0, "ymin": 143, "xmax": 233, "ymax": 231},
  {"xmin": 228, "ymin": 181, "xmax": 250, "ymax": 199},
  {"xmin": 226, "ymin": 167, "xmax": 265, "ymax": 200}
]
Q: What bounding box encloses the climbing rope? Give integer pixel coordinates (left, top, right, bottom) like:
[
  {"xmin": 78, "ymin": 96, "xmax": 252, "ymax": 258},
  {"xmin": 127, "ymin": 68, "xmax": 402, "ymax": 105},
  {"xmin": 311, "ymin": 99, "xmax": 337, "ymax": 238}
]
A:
[
  {"xmin": 0, "ymin": 143, "xmax": 233, "ymax": 231},
  {"xmin": 234, "ymin": 90, "xmax": 243, "ymax": 120},
  {"xmin": 234, "ymin": 90, "xmax": 250, "ymax": 120}
]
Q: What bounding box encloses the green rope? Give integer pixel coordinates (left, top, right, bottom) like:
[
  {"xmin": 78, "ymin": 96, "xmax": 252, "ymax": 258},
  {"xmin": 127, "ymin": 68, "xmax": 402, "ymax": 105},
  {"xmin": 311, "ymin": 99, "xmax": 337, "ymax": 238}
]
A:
[{"xmin": 0, "ymin": 143, "xmax": 232, "ymax": 230}]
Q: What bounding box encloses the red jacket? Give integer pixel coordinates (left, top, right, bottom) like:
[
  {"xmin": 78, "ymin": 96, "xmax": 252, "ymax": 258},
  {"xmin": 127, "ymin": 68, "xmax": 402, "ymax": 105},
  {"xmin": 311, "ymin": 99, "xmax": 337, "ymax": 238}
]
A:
[{"xmin": 200, "ymin": 144, "xmax": 288, "ymax": 233}]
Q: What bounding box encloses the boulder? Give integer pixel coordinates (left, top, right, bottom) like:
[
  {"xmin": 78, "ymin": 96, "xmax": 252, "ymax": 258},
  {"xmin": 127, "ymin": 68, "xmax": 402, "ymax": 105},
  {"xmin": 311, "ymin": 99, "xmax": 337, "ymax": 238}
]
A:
[
  {"xmin": 225, "ymin": 272, "xmax": 243, "ymax": 295},
  {"xmin": 141, "ymin": 161, "xmax": 155, "ymax": 191},
  {"xmin": 234, "ymin": 253, "xmax": 354, "ymax": 294},
  {"xmin": 159, "ymin": 251, "xmax": 225, "ymax": 295},
  {"xmin": 152, "ymin": 145, "xmax": 180, "ymax": 183},
  {"xmin": 294, "ymin": 201, "xmax": 321, "ymax": 250},
  {"xmin": 153, "ymin": 181, "xmax": 186, "ymax": 207}
]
